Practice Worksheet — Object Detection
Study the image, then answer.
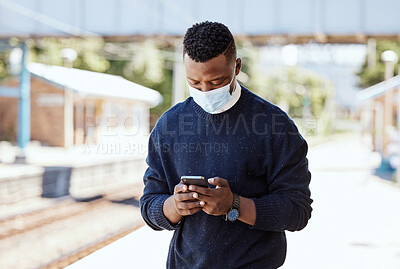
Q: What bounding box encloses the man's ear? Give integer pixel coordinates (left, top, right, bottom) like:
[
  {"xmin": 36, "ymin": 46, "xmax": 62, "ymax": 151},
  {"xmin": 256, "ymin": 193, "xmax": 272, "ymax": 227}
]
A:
[{"xmin": 235, "ymin": 58, "xmax": 242, "ymax": 76}]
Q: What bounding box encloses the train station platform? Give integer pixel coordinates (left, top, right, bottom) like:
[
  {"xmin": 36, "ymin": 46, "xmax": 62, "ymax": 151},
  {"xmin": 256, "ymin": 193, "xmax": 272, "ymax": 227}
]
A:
[
  {"xmin": 66, "ymin": 133, "xmax": 400, "ymax": 269},
  {"xmin": 65, "ymin": 225, "xmax": 173, "ymax": 269},
  {"xmin": 0, "ymin": 142, "xmax": 147, "ymax": 208}
]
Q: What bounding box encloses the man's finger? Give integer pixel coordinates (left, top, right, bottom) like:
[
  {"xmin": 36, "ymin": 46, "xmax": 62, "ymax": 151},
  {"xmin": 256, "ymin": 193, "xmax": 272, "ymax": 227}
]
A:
[
  {"xmin": 174, "ymin": 183, "xmax": 189, "ymax": 193},
  {"xmin": 188, "ymin": 185, "xmax": 212, "ymax": 196},
  {"xmin": 208, "ymin": 177, "xmax": 229, "ymax": 187},
  {"xmin": 181, "ymin": 207, "xmax": 202, "ymax": 216},
  {"xmin": 196, "ymin": 194, "xmax": 211, "ymax": 204},
  {"xmin": 175, "ymin": 192, "xmax": 199, "ymax": 202},
  {"xmin": 176, "ymin": 200, "xmax": 204, "ymax": 210}
]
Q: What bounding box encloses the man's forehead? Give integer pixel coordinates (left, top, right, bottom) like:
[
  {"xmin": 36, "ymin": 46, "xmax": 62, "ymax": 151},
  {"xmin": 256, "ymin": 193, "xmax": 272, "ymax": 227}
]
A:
[
  {"xmin": 184, "ymin": 53, "xmax": 227, "ymax": 64},
  {"xmin": 184, "ymin": 54, "xmax": 232, "ymax": 74}
]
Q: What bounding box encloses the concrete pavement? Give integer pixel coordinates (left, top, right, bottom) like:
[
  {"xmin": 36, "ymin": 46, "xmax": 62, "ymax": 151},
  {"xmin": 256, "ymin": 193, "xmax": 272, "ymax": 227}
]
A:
[
  {"xmin": 67, "ymin": 133, "xmax": 400, "ymax": 268},
  {"xmin": 283, "ymin": 134, "xmax": 400, "ymax": 269}
]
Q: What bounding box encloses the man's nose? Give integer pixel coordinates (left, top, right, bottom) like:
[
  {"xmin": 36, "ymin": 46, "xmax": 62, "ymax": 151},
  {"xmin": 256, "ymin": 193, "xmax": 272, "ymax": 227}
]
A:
[{"xmin": 199, "ymin": 83, "xmax": 213, "ymax": 92}]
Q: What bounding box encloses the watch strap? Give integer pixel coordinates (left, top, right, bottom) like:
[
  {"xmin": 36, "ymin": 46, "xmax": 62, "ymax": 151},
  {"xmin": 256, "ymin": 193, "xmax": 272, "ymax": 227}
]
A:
[
  {"xmin": 224, "ymin": 193, "xmax": 240, "ymax": 221},
  {"xmin": 232, "ymin": 193, "xmax": 240, "ymax": 210}
]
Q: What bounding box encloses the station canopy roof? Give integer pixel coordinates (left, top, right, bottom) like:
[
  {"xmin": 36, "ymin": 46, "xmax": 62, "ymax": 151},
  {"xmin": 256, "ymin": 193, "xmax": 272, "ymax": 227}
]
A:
[
  {"xmin": 1, "ymin": 0, "xmax": 400, "ymax": 44},
  {"xmin": 28, "ymin": 63, "xmax": 163, "ymax": 107},
  {"xmin": 357, "ymin": 75, "xmax": 400, "ymax": 103}
]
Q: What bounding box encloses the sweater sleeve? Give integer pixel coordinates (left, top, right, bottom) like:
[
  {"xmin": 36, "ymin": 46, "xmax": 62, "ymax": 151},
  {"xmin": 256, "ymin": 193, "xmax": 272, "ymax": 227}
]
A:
[
  {"xmin": 139, "ymin": 128, "xmax": 181, "ymax": 231},
  {"xmin": 249, "ymin": 120, "xmax": 313, "ymax": 232}
]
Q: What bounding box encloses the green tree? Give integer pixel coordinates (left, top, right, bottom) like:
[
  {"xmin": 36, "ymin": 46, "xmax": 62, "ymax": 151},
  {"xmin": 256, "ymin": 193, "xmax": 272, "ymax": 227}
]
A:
[
  {"xmin": 261, "ymin": 66, "xmax": 333, "ymax": 119},
  {"xmin": 103, "ymin": 40, "xmax": 174, "ymax": 123},
  {"xmin": 238, "ymin": 42, "xmax": 333, "ymax": 119},
  {"xmin": 31, "ymin": 37, "xmax": 110, "ymax": 72},
  {"xmin": 0, "ymin": 52, "xmax": 8, "ymax": 80},
  {"xmin": 357, "ymin": 40, "xmax": 400, "ymax": 88},
  {"xmin": 1, "ymin": 37, "xmax": 173, "ymax": 123}
]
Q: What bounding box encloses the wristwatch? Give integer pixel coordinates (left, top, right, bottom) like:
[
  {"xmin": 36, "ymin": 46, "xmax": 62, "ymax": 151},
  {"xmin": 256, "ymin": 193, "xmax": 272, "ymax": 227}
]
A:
[{"xmin": 225, "ymin": 193, "xmax": 240, "ymax": 222}]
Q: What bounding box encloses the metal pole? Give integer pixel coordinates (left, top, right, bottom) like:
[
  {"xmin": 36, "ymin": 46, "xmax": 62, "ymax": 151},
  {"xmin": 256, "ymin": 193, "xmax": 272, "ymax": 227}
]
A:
[
  {"xmin": 61, "ymin": 48, "xmax": 77, "ymax": 149},
  {"xmin": 397, "ymin": 85, "xmax": 400, "ymax": 188},
  {"xmin": 15, "ymin": 42, "xmax": 31, "ymax": 163},
  {"xmin": 396, "ymin": 64, "xmax": 400, "ymax": 188},
  {"xmin": 378, "ymin": 50, "xmax": 398, "ymax": 173},
  {"xmin": 172, "ymin": 42, "xmax": 185, "ymax": 106},
  {"xmin": 383, "ymin": 61, "xmax": 395, "ymax": 157},
  {"xmin": 374, "ymin": 101, "xmax": 384, "ymax": 153},
  {"xmin": 64, "ymin": 71, "xmax": 74, "ymax": 149},
  {"xmin": 397, "ymin": 64, "xmax": 400, "ymax": 187},
  {"xmin": 367, "ymin": 38, "xmax": 376, "ymax": 69}
]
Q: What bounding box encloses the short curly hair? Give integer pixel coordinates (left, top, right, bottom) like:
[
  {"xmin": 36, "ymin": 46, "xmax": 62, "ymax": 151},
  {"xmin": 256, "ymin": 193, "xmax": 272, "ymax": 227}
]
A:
[{"xmin": 183, "ymin": 21, "xmax": 236, "ymax": 63}]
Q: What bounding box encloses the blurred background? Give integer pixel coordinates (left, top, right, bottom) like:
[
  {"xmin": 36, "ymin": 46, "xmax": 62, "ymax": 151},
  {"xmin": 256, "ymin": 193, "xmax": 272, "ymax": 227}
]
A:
[{"xmin": 0, "ymin": 0, "xmax": 400, "ymax": 268}]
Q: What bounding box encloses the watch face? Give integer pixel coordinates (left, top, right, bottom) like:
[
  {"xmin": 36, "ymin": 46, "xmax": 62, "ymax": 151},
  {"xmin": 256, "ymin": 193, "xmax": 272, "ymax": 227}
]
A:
[{"xmin": 227, "ymin": 209, "xmax": 239, "ymax": 222}]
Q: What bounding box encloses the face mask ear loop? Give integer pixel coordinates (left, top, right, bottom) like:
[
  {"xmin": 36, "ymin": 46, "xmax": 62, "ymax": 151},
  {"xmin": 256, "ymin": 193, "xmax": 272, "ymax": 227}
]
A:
[{"xmin": 230, "ymin": 67, "xmax": 237, "ymax": 95}]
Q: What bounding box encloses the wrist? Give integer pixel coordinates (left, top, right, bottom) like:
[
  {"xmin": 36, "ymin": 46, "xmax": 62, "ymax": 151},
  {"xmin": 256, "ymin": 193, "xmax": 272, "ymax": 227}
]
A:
[
  {"xmin": 225, "ymin": 192, "xmax": 234, "ymax": 214},
  {"xmin": 163, "ymin": 195, "xmax": 182, "ymax": 224},
  {"xmin": 237, "ymin": 197, "xmax": 256, "ymax": 226},
  {"xmin": 225, "ymin": 193, "xmax": 240, "ymax": 222}
]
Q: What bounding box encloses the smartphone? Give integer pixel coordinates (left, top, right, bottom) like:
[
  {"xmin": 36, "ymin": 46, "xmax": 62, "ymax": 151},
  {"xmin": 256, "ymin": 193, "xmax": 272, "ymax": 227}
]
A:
[{"xmin": 180, "ymin": 176, "xmax": 209, "ymax": 188}]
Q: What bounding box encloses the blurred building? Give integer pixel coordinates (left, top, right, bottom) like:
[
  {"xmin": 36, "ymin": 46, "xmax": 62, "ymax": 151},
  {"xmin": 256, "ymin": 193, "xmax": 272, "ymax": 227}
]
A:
[
  {"xmin": 0, "ymin": 63, "xmax": 162, "ymax": 147},
  {"xmin": 357, "ymin": 75, "xmax": 400, "ymax": 153}
]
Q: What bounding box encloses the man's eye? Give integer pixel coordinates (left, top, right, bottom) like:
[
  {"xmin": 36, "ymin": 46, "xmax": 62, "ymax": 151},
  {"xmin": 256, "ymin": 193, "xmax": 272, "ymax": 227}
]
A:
[{"xmin": 211, "ymin": 81, "xmax": 223, "ymax": 86}]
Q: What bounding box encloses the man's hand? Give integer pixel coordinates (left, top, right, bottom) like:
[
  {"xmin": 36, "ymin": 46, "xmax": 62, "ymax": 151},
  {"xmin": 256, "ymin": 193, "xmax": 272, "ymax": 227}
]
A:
[
  {"xmin": 172, "ymin": 183, "xmax": 205, "ymax": 216},
  {"xmin": 165, "ymin": 178, "xmax": 256, "ymax": 226},
  {"xmin": 188, "ymin": 177, "xmax": 233, "ymax": 216},
  {"xmin": 163, "ymin": 182, "xmax": 205, "ymax": 225}
]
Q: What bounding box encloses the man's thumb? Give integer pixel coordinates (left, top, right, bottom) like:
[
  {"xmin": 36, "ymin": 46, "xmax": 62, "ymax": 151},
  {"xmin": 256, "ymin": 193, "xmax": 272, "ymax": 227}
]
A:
[{"xmin": 208, "ymin": 177, "xmax": 228, "ymax": 187}]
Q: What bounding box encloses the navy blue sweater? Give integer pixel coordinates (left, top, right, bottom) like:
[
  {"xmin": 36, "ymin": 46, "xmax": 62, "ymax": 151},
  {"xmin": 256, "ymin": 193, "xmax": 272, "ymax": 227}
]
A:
[{"xmin": 140, "ymin": 86, "xmax": 312, "ymax": 269}]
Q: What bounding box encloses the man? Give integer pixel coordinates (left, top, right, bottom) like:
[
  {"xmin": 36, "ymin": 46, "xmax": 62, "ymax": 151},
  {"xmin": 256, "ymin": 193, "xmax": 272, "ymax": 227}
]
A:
[{"xmin": 140, "ymin": 21, "xmax": 312, "ymax": 269}]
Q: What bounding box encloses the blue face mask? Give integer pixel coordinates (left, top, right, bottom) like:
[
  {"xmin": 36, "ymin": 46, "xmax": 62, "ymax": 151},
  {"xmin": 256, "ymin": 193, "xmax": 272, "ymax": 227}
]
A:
[{"xmin": 188, "ymin": 74, "xmax": 235, "ymax": 114}]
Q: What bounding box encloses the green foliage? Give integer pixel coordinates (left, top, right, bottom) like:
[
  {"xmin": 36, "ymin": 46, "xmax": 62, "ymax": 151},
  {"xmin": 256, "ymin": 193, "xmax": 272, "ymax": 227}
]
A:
[
  {"xmin": 238, "ymin": 43, "xmax": 333, "ymax": 119},
  {"xmin": 1, "ymin": 37, "xmax": 111, "ymax": 79},
  {"xmin": 106, "ymin": 58, "xmax": 172, "ymax": 122},
  {"xmin": 357, "ymin": 40, "xmax": 400, "ymax": 88},
  {"xmin": 262, "ymin": 66, "xmax": 333, "ymax": 119},
  {"xmin": 32, "ymin": 37, "xmax": 110, "ymax": 72},
  {"xmin": 0, "ymin": 52, "xmax": 8, "ymax": 80},
  {"xmin": 0, "ymin": 37, "xmax": 173, "ymax": 122},
  {"xmin": 0, "ymin": 38, "xmax": 17, "ymax": 80},
  {"xmin": 2, "ymin": 37, "xmax": 333, "ymax": 124},
  {"xmin": 237, "ymin": 41, "xmax": 265, "ymax": 94},
  {"xmin": 104, "ymin": 40, "xmax": 173, "ymax": 121}
]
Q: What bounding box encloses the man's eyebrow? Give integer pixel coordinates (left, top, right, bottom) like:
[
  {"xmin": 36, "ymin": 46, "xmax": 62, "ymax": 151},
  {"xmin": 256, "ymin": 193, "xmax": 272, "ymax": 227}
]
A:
[
  {"xmin": 187, "ymin": 76, "xmax": 225, "ymax": 82},
  {"xmin": 210, "ymin": 76, "xmax": 225, "ymax": 82}
]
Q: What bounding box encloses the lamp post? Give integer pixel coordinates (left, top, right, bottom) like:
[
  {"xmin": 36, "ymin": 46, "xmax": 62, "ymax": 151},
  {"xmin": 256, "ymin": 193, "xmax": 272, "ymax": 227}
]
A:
[
  {"xmin": 380, "ymin": 50, "xmax": 398, "ymax": 176},
  {"xmin": 60, "ymin": 48, "xmax": 77, "ymax": 149},
  {"xmin": 14, "ymin": 43, "xmax": 31, "ymax": 163},
  {"xmin": 398, "ymin": 62, "xmax": 400, "ymax": 187},
  {"xmin": 172, "ymin": 41, "xmax": 184, "ymax": 106},
  {"xmin": 382, "ymin": 50, "xmax": 398, "ymax": 150}
]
